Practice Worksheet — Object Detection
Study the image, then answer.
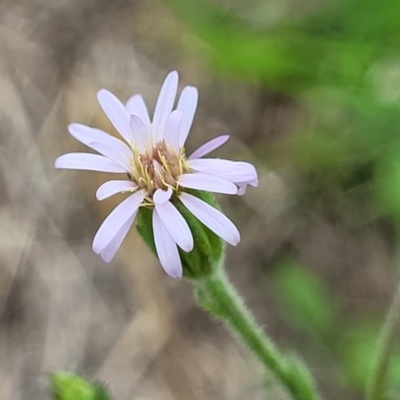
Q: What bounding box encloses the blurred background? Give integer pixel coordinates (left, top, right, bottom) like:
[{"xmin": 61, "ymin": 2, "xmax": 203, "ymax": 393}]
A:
[{"xmin": 1, "ymin": 0, "xmax": 400, "ymax": 399}]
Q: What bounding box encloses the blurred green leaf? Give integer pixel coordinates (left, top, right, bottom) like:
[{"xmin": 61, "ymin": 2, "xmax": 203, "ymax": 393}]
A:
[
  {"xmin": 339, "ymin": 320, "xmax": 400, "ymax": 391},
  {"xmin": 273, "ymin": 260, "xmax": 337, "ymax": 337},
  {"xmin": 375, "ymin": 149, "xmax": 400, "ymax": 222},
  {"xmin": 339, "ymin": 319, "xmax": 400, "ymax": 392},
  {"xmin": 166, "ymin": 0, "xmax": 400, "ymax": 91},
  {"xmin": 92, "ymin": 385, "xmax": 113, "ymax": 400},
  {"xmin": 339, "ymin": 320, "xmax": 379, "ymax": 389},
  {"xmin": 50, "ymin": 373, "xmax": 112, "ymax": 400},
  {"xmin": 388, "ymin": 345, "xmax": 400, "ymax": 393},
  {"xmin": 303, "ymin": 0, "xmax": 400, "ymax": 46}
]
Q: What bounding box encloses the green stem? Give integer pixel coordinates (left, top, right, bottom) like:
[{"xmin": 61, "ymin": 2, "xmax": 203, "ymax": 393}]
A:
[
  {"xmin": 366, "ymin": 281, "xmax": 400, "ymax": 400},
  {"xmin": 194, "ymin": 269, "xmax": 320, "ymax": 400}
]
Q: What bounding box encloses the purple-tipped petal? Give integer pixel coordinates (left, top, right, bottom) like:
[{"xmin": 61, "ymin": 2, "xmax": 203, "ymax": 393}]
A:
[
  {"xmin": 125, "ymin": 94, "xmax": 151, "ymax": 130},
  {"xmin": 249, "ymin": 178, "xmax": 258, "ymax": 187},
  {"xmin": 179, "ymin": 192, "xmax": 240, "ymax": 246},
  {"xmin": 236, "ymin": 178, "xmax": 258, "ymax": 196},
  {"xmin": 152, "ymin": 71, "xmax": 179, "ymax": 141},
  {"xmin": 153, "ymin": 187, "xmax": 173, "ymax": 205},
  {"xmin": 189, "ymin": 159, "xmax": 258, "ymax": 184},
  {"xmin": 97, "ymin": 89, "xmax": 133, "ymax": 144},
  {"xmin": 177, "ymin": 86, "xmax": 198, "ymax": 146},
  {"xmin": 153, "ymin": 209, "xmax": 183, "ymax": 278},
  {"xmin": 179, "ymin": 173, "xmax": 238, "ymax": 194},
  {"xmin": 130, "ymin": 115, "xmax": 151, "ymax": 152},
  {"xmin": 188, "ymin": 135, "xmax": 230, "ymax": 160},
  {"xmin": 96, "ymin": 180, "xmax": 137, "ymax": 200},
  {"xmin": 89, "ymin": 142, "xmax": 133, "ymax": 173},
  {"xmin": 55, "ymin": 153, "xmax": 127, "ymax": 173},
  {"xmin": 164, "ymin": 109, "xmax": 183, "ymax": 151},
  {"xmin": 155, "ymin": 200, "xmax": 193, "ymax": 252},
  {"xmin": 100, "ymin": 213, "xmax": 136, "ymax": 262},
  {"xmin": 237, "ymin": 183, "xmax": 248, "ymax": 196},
  {"xmin": 92, "ymin": 190, "xmax": 145, "ymax": 253},
  {"xmin": 68, "ymin": 123, "xmax": 131, "ymax": 157}
]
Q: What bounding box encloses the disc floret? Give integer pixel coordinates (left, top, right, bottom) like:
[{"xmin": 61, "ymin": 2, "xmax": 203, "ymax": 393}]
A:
[{"xmin": 131, "ymin": 140, "xmax": 190, "ymax": 205}]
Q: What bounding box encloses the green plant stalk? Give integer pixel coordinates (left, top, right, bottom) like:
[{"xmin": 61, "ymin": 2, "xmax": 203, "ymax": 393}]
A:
[
  {"xmin": 194, "ymin": 268, "xmax": 321, "ymax": 400},
  {"xmin": 366, "ymin": 281, "xmax": 400, "ymax": 400}
]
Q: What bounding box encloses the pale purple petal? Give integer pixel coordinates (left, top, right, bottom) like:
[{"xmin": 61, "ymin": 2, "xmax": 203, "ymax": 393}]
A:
[
  {"xmin": 236, "ymin": 178, "xmax": 258, "ymax": 196},
  {"xmin": 68, "ymin": 123, "xmax": 131, "ymax": 157},
  {"xmin": 152, "ymin": 71, "xmax": 179, "ymax": 141},
  {"xmin": 214, "ymin": 162, "xmax": 258, "ymax": 186},
  {"xmin": 164, "ymin": 109, "xmax": 183, "ymax": 150},
  {"xmin": 100, "ymin": 213, "xmax": 136, "ymax": 262},
  {"xmin": 55, "ymin": 153, "xmax": 127, "ymax": 173},
  {"xmin": 96, "ymin": 180, "xmax": 137, "ymax": 201},
  {"xmin": 236, "ymin": 183, "xmax": 249, "ymax": 196},
  {"xmin": 177, "ymin": 85, "xmax": 198, "ymax": 146},
  {"xmin": 179, "ymin": 173, "xmax": 238, "ymax": 194},
  {"xmin": 237, "ymin": 184, "xmax": 246, "ymax": 196},
  {"xmin": 89, "ymin": 142, "xmax": 133, "ymax": 173},
  {"xmin": 232, "ymin": 179, "xmax": 257, "ymax": 194},
  {"xmin": 189, "ymin": 159, "xmax": 258, "ymax": 184},
  {"xmin": 125, "ymin": 94, "xmax": 151, "ymax": 130},
  {"xmin": 97, "ymin": 89, "xmax": 133, "ymax": 144},
  {"xmin": 179, "ymin": 192, "xmax": 240, "ymax": 246},
  {"xmin": 153, "ymin": 209, "xmax": 183, "ymax": 278},
  {"xmin": 130, "ymin": 115, "xmax": 151, "ymax": 152},
  {"xmin": 155, "ymin": 200, "xmax": 193, "ymax": 252},
  {"xmin": 153, "ymin": 187, "xmax": 173, "ymax": 205},
  {"xmin": 215, "ymin": 164, "xmax": 258, "ymax": 185},
  {"xmin": 188, "ymin": 135, "xmax": 230, "ymax": 160},
  {"xmin": 189, "ymin": 158, "xmax": 242, "ymax": 171},
  {"xmin": 249, "ymin": 178, "xmax": 258, "ymax": 186},
  {"xmin": 92, "ymin": 190, "xmax": 145, "ymax": 253}
]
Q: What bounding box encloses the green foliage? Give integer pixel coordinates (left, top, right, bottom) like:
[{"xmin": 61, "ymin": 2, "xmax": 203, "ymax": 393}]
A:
[
  {"xmin": 339, "ymin": 321, "xmax": 380, "ymax": 390},
  {"xmin": 164, "ymin": 0, "xmax": 400, "ymax": 397},
  {"xmin": 167, "ymin": 0, "xmax": 400, "ymax": 192},
  {"xmin": 50, "ymin": 373, "xmax": 112, "ymax": 400},
  {"xmin": 167, "ymin": 0, "xmax": 400, "ymax": 90},
  {"xmin": 375, "ymin": 151, "xmax": 400, "ymax": 222},
  {"xmin": 136, "ymin": 190, "xmax": 224, "ymax": 280},
  {"xmin": 339, "ymin": 320, "xmax": 400, "ymax": 392},
  {"xmin": 273, "ymin": 260, "xmax": 338, "ymax": 337},
  {"xmin": 338, "ymin": 318, "xmax": 400, "ymax": 399}
]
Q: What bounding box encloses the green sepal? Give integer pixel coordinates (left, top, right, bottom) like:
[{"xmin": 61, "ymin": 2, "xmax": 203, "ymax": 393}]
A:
[
  {"xmin": 50, "ymin": 372, "xmax": 112, "ymax": 400},
  {"xmin": 136, "ymin": 190, "xmax": 224, "ymax": 280}
]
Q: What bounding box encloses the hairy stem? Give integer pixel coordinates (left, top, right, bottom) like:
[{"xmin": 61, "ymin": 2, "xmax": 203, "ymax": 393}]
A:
[{"xmin": 194, "ymin": 269, "xmax": 320, "ymax": 400}]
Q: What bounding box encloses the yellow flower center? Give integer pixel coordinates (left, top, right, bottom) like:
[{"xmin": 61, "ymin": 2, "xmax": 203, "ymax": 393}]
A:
[{"xmin": 131, "ymin": 141, "xmax": 190, "ymax": 205}]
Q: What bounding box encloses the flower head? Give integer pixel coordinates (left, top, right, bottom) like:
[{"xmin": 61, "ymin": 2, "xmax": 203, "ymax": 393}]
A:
[{"xmin": 55, "ymin": 71, "xmax": 258, "ymax": 278}]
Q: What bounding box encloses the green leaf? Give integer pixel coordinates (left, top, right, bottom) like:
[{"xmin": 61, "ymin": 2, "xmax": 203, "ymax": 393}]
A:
[
  {"xmin": 389, "ymin": 352, "xmax": 400, "ymax": 388},
  {"xmin": 272, "ymin": 260, "xmax": 337, "ymax": 337},
  {"xmin": 50, "ymin": 373, "xmax": 112, "ymax": 400},
  {"xmin": 339, "ymin": 319, "xmax": 400, "ymax": 391},
  {"xmin": 166, "ymin": 0, "xmax": 383, "ymax": 91},
  {"xmin": 93, "ymin": 384, "xmax": 113, "ymax": 400},
  {"xmin": 339, "ymin": 320, "xmax": 379, "ymax": 389},
  {"xmin": 375, "ymin": 149, "xmax": 400, "ymax": 222}
]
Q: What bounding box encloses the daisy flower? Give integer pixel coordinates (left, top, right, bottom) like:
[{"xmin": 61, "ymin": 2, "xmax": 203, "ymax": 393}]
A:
[{"xmin": 55, "ymin": 71, "xmax": 258, "ymax": 278}]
